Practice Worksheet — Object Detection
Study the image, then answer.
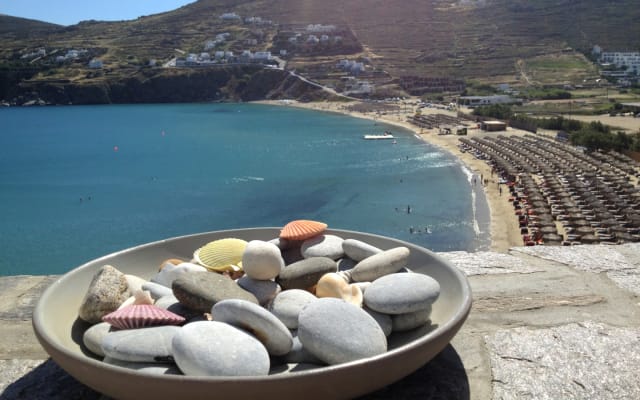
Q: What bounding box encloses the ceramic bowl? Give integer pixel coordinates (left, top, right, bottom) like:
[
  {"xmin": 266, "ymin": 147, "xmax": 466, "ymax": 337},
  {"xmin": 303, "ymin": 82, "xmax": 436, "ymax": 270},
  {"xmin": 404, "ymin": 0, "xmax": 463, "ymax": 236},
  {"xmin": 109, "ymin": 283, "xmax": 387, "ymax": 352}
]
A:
[{"xmin": 33, "ymin": 228, "xmax": 472, "ymax": 400}]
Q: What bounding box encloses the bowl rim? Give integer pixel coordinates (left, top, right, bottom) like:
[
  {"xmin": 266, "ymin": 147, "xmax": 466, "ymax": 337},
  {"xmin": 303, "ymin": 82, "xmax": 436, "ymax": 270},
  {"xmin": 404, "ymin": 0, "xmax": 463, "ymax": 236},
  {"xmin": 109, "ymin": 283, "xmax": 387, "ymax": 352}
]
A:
[{"xmin": 33, "ymin": 227, "xmax": 472, "ymax": 383}]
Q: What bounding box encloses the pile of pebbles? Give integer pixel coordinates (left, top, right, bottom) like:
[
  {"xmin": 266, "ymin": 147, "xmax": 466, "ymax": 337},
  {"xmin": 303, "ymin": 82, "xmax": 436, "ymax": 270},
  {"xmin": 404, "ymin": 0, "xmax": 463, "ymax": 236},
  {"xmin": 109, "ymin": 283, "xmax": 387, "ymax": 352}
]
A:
[{"xmin": 78, "ymin": 220, "xmax": 441, "ymax": 377}]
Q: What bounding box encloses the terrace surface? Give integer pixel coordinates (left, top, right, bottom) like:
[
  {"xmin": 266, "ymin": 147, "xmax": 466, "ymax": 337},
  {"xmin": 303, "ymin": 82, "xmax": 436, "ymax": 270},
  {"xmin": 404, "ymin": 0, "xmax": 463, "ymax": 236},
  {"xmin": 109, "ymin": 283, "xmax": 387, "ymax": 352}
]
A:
[{"xmin": 1, "ymin": 244, "xmax": 639, "ymax": 399}]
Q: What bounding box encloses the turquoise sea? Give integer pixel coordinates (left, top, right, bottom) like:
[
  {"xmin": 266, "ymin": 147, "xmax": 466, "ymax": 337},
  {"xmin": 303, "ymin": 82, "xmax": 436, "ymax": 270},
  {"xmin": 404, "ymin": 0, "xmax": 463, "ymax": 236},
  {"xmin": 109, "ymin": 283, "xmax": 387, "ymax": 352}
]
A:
[{"xmin": 0, "ymin": 103, "xmax": 489, "ymax": 276}]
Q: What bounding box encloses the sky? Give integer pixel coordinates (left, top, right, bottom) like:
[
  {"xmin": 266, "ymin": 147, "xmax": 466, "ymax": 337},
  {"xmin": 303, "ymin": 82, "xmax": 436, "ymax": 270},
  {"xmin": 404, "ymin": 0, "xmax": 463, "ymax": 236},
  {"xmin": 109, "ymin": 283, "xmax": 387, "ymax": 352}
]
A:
[{"xmin": 0, "ymin": 0, "xmax": 197, "ymax": 26}]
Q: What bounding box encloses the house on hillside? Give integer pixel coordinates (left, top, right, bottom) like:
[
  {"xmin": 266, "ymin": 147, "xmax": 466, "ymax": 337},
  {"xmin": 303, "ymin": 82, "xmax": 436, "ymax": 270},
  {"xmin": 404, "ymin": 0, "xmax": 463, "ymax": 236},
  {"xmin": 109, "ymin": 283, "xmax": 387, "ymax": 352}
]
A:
[
  {"xmin": 220, "ymin": 12, "xmax": 241, "ymax": 21},
  {"xmin": 88, "ymin": 59, "xmax": 103, "ymax": 69},
  {"xmin": 599, "ymin": 51, "xmax": 640, "ymax": 76},
  {"xmin": 480, "ymin": 121, "xmax": 507, "ymax": 132},
  {"xmin": 458, "ymin": 95, "xmax": 520, "ymax": 107}
]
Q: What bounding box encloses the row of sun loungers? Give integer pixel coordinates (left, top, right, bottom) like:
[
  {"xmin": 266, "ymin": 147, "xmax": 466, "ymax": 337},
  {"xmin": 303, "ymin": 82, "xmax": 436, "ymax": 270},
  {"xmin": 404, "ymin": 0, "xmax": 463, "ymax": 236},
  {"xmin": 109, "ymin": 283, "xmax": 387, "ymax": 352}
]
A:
[{"xmin": 459, "ymin": 133, "xmax": 640, "ymax": 246}]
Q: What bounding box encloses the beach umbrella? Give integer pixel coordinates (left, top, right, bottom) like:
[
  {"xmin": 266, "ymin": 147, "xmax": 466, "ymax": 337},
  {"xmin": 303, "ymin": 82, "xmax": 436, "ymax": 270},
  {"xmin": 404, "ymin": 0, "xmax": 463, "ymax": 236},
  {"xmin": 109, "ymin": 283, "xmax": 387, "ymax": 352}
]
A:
[
  {"xmin": 615, "ymin": 232, "xmax": 633, "ymax": 242},
  {"xmin": 581, "ymin": 234, "xmax": 599, "ymax": 244},
  {"xmin": 540, "ymin": 226, "xmax": 557, "ymax": 234},
  {"xmin": 576, "ymin": 226, "xmax": 593, "ymax": 235},
  {"xmin": 542, "ymin": 233, "xmax": 562, "ymax": 243}
]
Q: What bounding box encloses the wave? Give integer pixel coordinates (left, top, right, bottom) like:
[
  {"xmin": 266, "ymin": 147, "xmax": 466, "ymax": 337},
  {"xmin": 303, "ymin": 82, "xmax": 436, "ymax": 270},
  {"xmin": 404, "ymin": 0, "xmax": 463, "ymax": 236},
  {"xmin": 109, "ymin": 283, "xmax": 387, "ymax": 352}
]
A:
[{"xmin": 229, "ymin": 176, "xmax": 265, "ymax": 183}]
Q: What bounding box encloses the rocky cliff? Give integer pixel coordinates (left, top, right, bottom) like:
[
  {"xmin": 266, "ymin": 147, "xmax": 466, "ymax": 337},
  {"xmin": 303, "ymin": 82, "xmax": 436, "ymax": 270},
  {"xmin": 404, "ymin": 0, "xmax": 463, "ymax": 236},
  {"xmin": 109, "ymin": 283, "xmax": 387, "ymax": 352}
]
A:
[{"xmin": 6, "ymin": 66, "xmax": 335, "ymax": 105}]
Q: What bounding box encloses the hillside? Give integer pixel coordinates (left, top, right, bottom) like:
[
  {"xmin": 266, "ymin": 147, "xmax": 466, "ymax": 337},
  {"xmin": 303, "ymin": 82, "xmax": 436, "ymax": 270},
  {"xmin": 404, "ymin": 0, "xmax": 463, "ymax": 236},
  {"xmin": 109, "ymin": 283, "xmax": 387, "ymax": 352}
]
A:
[{"xmin": 1, "ymin": 0, "xmax": 639, "ymax": 104}]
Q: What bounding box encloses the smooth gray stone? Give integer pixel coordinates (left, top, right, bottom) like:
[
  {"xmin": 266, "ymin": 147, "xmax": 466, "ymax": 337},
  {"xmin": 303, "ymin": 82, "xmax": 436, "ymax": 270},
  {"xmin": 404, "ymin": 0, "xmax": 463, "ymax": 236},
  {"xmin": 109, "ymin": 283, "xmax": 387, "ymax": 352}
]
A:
[
  {"xmin": 364, "ymin": 307, "xmax": 393, "ymax": 337},
  {"xmin": 282, "ymin": 332, "xmax": 325, "ymax": 365},
  {"xmin": 268, "ymin": 237, "xmax": 291, "ymax": 250},
  {"xmin": 354, "ymin": 281, "xmax": 371, "ymax": 293},
  {"xmin": 172, "ymin": 271, "xmax": 258, "ymax": 313},
  {"xmin": 392, "ymin": 306, "xmax": 433, "ymax": 332},
  {"xmin": 301, "ymin": 234, "xmax": 345, "ymax": 260},
  {"xmin": 102, "ymin": 325, "xmax": 181, "ymax": 363},
  {"xmin": 154, "ymin": 294, "xmax": 202, "ymax": 320},
  {"xmin": 337, "ymin": 257, "xmax": 357, "ymax": 271},
  {"xmin": 268, "ymin": 289, "xmax": 317, "ymax": 329},
  {"xmin": 212, "ymin": 299, "xmax": 293, "ymax": 356},
  {"xmin": 237, "ymin": 276, "xmax": 281, "ymax": 306},
  {"xmin": 151, "ymin": 262, "xmax": 207, "ymax": 288},
  {"xmin": 351, "ymin": 247, "xmax": 410, "ymax": 282},
  {"xmin": 342, "ymin": 239, "xmax": 383, "ymax": 262},
  {"xmin": 282, "ymin": 246, "xmax": 304, "ymax": 265},
  {"xmin": 364, "ymin": 272, "xmax": 440, "ymax": 314},
  {"xmin": 269, "ymin": 362, "xmax": 322, "ymax": 375},
  {"xmin": 102, "ymin": 357, "xmax": 182, "ymax": 375},
  {"xmin": 82, "ymin": 322, "xmax": 113, "ymax": 357},
  {"xmin": 298, "ymin": 298, "xmax": 387, "ymax": 365},
  {"xmin": 78, "ymin": 265, "xmax": 131, "ymax": 324},
  {"xmin": 142, "ymin": 281, "xmax": 173, "ymax": 299},
  {"xmin": 172, "ymin": 321, "xmax": 270, "ymax": 376},
  {"xmin": 277, "ymin": 257, "xmax": 338, "ymax": 290},
  {"xmin": 242, "ymin": 240, "xmax": 284, "ymax": 280}
]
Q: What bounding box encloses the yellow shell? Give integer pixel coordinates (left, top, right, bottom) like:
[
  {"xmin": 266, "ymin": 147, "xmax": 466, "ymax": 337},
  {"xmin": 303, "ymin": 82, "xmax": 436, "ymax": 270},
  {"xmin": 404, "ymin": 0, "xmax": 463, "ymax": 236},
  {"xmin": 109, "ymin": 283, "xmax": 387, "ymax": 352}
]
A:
[{"xmin": 193, "ymin": 238, "xmax": 248, "ymax": 272}]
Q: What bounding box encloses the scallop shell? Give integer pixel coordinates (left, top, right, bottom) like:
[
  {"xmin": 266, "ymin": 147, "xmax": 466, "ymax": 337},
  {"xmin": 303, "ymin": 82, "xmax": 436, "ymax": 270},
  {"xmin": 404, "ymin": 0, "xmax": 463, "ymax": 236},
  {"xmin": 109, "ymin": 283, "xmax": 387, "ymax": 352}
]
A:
[
  {"xmin": 280, "ymin": 220, "xmax": 328, "ymax": 241},
  {"xmin": 316, "ymin": 273, "xmax": 363, "ymax": 307},
  {"xmin": 102, "ymin": 304, "xmax": 185, "ymax": 330},
  {"xmin": 193, "ymin": 238, "xmax": 248, "ymax": 272}
]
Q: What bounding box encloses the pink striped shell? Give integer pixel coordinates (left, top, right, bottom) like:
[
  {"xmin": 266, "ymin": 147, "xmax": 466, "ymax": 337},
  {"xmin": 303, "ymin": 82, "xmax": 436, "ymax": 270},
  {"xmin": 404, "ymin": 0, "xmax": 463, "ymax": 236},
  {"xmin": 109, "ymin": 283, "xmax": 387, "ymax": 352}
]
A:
[{"xmin": 102, "ymin": 304, "xmax": 185, "ymax": 330}]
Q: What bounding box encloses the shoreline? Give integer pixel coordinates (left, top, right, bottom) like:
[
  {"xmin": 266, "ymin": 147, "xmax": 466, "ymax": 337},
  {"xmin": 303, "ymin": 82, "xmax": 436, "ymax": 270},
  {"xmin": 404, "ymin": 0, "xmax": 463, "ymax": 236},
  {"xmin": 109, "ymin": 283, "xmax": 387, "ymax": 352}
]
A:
[{"xmin": 255, "ymin": 99, "xmax": 522, "ymax": 253}]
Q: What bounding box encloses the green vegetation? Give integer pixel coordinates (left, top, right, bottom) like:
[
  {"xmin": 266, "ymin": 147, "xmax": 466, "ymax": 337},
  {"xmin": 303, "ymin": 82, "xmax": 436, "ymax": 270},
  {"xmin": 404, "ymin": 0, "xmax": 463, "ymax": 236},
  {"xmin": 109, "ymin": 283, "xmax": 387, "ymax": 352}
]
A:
[
  {"xmin": 472, "ymin": 105, "xmax": 640, "ymax": 152},
  {"xmin": 520, "ymin": 87, "xmax": 572, "ymax": 100}
]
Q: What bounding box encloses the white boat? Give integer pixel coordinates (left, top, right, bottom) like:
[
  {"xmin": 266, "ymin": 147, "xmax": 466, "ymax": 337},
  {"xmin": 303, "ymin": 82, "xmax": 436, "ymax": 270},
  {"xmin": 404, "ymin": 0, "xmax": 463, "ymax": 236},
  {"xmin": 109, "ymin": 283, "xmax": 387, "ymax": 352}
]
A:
[{"xmin": 363, "ymin": 132, "xmax": 395, "ymax": 140}]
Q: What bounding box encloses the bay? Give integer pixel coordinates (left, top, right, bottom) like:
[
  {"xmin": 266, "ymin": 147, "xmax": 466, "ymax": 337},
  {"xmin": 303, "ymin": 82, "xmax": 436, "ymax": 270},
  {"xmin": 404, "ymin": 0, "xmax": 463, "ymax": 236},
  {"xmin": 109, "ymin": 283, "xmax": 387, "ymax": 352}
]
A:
[{"xmin": 0, "ymin": 103, "xmax": 488, "ymax": 276}]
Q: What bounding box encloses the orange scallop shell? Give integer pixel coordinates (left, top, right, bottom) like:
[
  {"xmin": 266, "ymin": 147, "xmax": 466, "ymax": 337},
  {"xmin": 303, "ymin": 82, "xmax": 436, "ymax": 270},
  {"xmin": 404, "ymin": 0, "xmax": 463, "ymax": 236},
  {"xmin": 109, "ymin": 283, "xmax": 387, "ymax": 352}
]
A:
[
  {"xmin": 280, "ymin": 219, "xmax": 328, "ymax": 240},
  {"xmin": 102, "ymin": 304, "xmax": 185, "ymax": 330}
]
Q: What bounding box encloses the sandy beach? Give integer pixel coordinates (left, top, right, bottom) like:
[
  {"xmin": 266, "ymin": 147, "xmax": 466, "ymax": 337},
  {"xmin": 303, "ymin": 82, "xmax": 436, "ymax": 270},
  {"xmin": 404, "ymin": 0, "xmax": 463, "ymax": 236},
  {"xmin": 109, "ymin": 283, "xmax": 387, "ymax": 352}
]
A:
[{"xmin": 257, "ymin": 99, "xmax": 524, "ymax": 252}]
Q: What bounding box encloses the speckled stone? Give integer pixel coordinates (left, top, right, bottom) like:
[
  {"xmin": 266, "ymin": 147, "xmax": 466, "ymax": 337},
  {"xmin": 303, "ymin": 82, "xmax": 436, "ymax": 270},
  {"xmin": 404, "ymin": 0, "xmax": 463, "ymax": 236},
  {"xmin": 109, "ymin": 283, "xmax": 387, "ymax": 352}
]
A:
[
  {"xmin": 364, "ymin": 307, "xmax": 393, "ymax": 337},
  {"xmin": 342, "ymin": 239, "xmax": 383, "ymax": 262},
  {"xmin": 172, "ymin": 271, "xmax": 258, "ymax": 313},
  {"xmin": 268, "ymin": 289, "xmax": 317, "ymax": 329},
  {"xmin": 301, "ymin": 234, "xmax": 345, "ymax": 260},
  {"xmin": 151, "ymin": 262, "xmax": 207, "ymax": 288},
  {"xmin": 82, "ymin": 322, "xmax": 113, "ymax": 357},
  {"xmin": 487, "ymin": 321, "xmax": 640, "ymax": 400},
  {"xmin": 364, "ymin": 272, "xmax": 440, "ymax": 314},
  {"xmin": 78, "ymin": 265, "xmax": 131, "ymax": 324},
  {"xmin": 392, "ymin": 306, "xmax": 432, "ymax": 332},
  {"xmin": 102, "ymin": 357, "xmax": 182, "ymax": 375},
  {"xmin": 236, "ymin": 276, "xmax": 281, "ymax": 306},
  {"xmin": 171, "ymin": 321, "xmax": 270, "ymax": 376},
  {"xmin": 141, "ymin": 281, "xmax": 173, "ymax": 300},
  {"xmin": 101, "ymin": 325, "xmax": 181, "ymax": 363},
  {"xmin": 277, "ymin": 257, "xmax": 337, "ymax": 290},
  {"xmin": 212, "ymin": 299, "xmax": 293, "ymax": 356},
  {"xmin": 242, "ymin": 240, "xmax": 284, "ymax": 280},
  {"xmin": 351, "ymin": 247, "xmax": 410, "ymax": 282},
  {"xmin": 298, "ymin": 298, "xmax": 387, "ymax": 365}
]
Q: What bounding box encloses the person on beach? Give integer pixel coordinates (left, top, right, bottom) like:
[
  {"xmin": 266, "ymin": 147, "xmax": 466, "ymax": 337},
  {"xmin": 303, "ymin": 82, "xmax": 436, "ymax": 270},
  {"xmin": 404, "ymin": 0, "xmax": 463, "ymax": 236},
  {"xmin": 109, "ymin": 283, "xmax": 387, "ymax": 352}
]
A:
[{"xmin": 407, "ymin": 205, "xmax": 411, "ymax": 214}]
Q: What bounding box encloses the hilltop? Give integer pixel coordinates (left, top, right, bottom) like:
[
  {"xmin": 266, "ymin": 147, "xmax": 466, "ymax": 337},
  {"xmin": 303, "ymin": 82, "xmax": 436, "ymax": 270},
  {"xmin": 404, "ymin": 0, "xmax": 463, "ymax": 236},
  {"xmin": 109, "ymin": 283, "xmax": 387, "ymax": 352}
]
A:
[{"xmin": 1, "ymin": 0, "xmax": 639, "ymax": 104}]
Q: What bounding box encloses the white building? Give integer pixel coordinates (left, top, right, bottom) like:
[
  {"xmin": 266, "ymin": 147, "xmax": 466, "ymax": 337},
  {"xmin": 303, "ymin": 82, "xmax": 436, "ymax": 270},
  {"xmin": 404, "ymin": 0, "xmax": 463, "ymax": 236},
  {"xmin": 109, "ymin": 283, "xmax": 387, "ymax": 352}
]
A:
[
  {"xmin": 88, "ymin": 59, "xmax": 103, "ymax": 69},
  {"xmin": 600, "ymin": 52, "xmax": 640, "ymax": 75},
  {"xmin": 253, "ymin": 51, "xmax": 272, "ymax": 61},
  {"xmin": 306, "ymin": 24, "xmax": 336, "ymax": 33},
  {"xmin": 220, "ymin": 12, "xmax": 241, "ymax": 21}
]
